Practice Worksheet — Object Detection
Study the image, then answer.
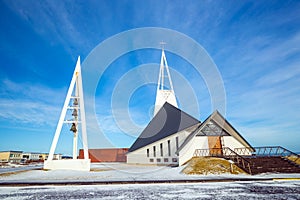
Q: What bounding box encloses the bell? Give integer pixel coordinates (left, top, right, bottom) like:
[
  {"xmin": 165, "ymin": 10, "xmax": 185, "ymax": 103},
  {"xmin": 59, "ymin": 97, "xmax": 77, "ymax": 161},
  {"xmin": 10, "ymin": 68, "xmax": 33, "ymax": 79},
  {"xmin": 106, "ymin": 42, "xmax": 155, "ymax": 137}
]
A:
[
  {"xmin": 72, "ymin": 109, "xmax": 78, "ymax": 116},
  {"xmin": 73, "ymin": 98, "xmax": 78, "ymax": 105},
  {"xmin": 70, "ymin": 123, "xmax": 77, "ymax": 133}
]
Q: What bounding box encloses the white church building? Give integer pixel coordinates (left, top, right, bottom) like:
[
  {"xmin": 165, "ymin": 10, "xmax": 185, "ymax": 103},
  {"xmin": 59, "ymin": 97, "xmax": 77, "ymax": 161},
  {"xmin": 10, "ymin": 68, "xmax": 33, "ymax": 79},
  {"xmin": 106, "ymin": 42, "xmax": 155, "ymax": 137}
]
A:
[{"xmin": 127, "ymin": 49, "xmax": 254, "ymax": 166}]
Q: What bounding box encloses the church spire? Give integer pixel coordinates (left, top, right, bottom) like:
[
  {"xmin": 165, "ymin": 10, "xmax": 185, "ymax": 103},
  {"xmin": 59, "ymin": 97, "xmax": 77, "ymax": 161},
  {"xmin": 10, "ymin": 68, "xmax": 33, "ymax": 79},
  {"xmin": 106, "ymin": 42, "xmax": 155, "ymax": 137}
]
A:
[{"xmin": 154, "ymin": 46, "xmax": 178, "ymax": 116}]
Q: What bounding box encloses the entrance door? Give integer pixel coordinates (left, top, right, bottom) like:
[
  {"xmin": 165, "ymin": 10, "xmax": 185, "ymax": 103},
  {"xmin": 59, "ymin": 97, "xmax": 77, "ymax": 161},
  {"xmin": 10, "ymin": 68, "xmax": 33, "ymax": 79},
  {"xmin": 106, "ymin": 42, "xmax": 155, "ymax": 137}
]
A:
[{"xmin": 208, "ymin": 136, "xmax": 222, "ymax": 155}]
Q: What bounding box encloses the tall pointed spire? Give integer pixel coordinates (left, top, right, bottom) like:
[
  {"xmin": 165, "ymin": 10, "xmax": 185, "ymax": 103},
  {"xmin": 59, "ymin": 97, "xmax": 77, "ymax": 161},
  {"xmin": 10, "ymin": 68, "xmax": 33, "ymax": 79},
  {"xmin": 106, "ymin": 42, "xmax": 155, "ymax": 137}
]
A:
[
  {"xmin": 44, "ymin": 56, "xmax": 90, "ymax": 171},
  {"xmin": 154, "ymin": 46, "xmax": 178, "ymax": 116}
]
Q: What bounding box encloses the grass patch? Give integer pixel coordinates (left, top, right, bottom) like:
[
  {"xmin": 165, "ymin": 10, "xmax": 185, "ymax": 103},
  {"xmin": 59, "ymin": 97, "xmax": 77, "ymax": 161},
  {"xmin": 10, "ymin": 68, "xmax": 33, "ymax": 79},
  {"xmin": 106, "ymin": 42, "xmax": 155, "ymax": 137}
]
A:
[
  {"xmin": 0, "ymin": 170, "xmax": 29, "ymax": 177},
  {"xmin": 182, "ymin": 157, "xmax": 246, "ymax": 175}
]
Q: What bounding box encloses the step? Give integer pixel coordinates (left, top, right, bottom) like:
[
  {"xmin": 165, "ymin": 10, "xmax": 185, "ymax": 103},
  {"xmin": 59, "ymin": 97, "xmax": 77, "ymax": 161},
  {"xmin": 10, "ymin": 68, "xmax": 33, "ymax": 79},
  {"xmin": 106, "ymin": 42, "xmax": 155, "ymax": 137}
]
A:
[{"xmin": 236, "ymin": 156, "xmax": 300, "ymax": 174}]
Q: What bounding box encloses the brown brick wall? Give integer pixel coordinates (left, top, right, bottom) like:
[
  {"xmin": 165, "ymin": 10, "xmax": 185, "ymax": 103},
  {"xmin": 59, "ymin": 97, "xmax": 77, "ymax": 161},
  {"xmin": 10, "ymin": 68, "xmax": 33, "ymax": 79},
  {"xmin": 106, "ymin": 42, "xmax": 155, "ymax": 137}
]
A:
[{"xmin": 78, "ymin": 148, "xmax": 128, "ymax": 162}]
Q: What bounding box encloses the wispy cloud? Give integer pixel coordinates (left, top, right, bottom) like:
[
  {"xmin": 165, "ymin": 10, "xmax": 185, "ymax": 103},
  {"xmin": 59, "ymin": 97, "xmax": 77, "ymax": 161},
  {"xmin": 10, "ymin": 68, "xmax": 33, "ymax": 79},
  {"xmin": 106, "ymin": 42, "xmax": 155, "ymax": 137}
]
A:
[
  {"xmin": 0, "ymin": 79, "xmax": 64, "ymax": 126},
  {"xmin": 3, "ymin": 0, "xmax": 94, "ymax": 58},
  {"xmin": 256, "ymin": 61, "xmax": 300, "ymax": 86},
  {"xmin": 225, "ymin": 66, "xmax": 300, "ymax": 151}
]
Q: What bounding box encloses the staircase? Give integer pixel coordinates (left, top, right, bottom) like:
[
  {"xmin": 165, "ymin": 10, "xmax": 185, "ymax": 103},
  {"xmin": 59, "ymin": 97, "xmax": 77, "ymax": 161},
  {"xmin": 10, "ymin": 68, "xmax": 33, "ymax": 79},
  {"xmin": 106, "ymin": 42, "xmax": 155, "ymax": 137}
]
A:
[
  {"xmin": 194, "ymin": 146, "xmax": 300, "ymax": 175},
  {"xmin": 247, "ymin": 156, "xmax": 300, "ymax": 174}
]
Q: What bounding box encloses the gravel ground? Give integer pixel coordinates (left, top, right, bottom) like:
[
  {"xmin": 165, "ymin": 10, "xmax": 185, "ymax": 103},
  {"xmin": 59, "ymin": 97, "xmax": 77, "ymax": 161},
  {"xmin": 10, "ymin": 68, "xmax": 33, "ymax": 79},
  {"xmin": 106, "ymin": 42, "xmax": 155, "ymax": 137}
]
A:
[{"xmin": 0, "ymin": 180, "xmax": 300, "ymax": 200}]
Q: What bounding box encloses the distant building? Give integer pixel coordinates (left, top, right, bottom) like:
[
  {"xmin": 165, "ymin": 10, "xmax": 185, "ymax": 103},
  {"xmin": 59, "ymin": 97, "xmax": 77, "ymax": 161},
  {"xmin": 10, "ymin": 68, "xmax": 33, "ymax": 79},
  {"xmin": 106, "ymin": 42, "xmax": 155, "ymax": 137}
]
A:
[
  {"xmin": 39, "ymin": 153, "xmax": 49, "ymax": 161},
  {"xmin": 39, "ymin": 153, "xmax": 61, "ymax": 161},
  {"xmin": 0, "ymin": 151, "xmax": 23, "ymax": 163},
  {"xmin": 53, "ymin": 154, "xmax": 62, "ymax": 160},
  {"xmin": 78, "ymin": 148, "xmax": 128, "ymax": 162},
  {"xmin": 61, "ymin": 155, "xmax": 73, "ymax": 159},
  {"xmin": 0, "ymin": 151, "xmax": 62, "ymax": 164},
  {"xmin": 22, "ymin": 152, "xmax": 41, "ymax": 162}
]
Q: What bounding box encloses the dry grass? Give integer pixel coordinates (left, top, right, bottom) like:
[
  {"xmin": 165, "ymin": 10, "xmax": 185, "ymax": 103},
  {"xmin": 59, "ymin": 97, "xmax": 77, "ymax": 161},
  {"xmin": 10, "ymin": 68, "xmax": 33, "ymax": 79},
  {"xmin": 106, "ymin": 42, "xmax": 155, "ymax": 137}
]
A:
[
  {"xmin": 0, "ymin": 170, "xmax": 28, "ymax": 177},
  {"xmin": 90, "ymin": 168, "xmax": 111, "ymax": 172},
  {"xmin": 41, "ymin": 168, "xmax": 111, "ymax": 172},
  {"xmin": 286, "ymin": 156, "xmax": 300, "ymax": 165},
  {"xmin": 182, "ymin": 157, "xmax": 246, "ymax": 175}
]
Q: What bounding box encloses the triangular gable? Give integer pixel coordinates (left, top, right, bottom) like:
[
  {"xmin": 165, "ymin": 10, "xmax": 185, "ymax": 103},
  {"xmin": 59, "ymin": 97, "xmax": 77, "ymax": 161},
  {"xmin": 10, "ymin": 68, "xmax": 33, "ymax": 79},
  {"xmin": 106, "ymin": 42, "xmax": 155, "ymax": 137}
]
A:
[
  {"xmin": 176, "ymin": 110, "xmax": 254, "ymax": 154},
  {"xmin": 210, "ymin": 111, "xmax": 254, "ymax": 151},
  {"xmin": 128, "ymin": 102, "xmax": 200, "ymax": 152},
  {"xmin": 196, "ymin": 119, "xmax": 230, "ymax": 136}
]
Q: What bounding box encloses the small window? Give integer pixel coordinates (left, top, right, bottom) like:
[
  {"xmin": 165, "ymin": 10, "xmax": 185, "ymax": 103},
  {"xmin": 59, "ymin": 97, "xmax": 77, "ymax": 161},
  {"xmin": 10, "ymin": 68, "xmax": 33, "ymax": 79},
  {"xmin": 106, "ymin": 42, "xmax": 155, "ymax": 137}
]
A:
[
  {"xmin": 157, "ymin": 158, "xmax": 161, "ymax": 162},
  {"xmin": 160, "ymin": 143, "xmax": 163, "ymax": 157},
  {"xmin": 176, "ymin": 136, "xmax": 179, "ymax": 150},
  {"xmin": 147, "ymin": 149, "xmax": 149, "ymax": 157},
  {"xmin": 172, "ymin": 158, "xmax": 178, "ymax": 162},
  {"xmin": 168, "ymin": 140, "xmax": 171, "ymax": 156},
  {"xmin": 150, "ymin": 159, "xmax": 154, "ymax": 162},
  {"xmin": 153, "ymin": 146, "xmax": 156, "ymax": 157},
  {"xmin": 164, "ymin": 158, "xmax": 169, "ymax": 162}
]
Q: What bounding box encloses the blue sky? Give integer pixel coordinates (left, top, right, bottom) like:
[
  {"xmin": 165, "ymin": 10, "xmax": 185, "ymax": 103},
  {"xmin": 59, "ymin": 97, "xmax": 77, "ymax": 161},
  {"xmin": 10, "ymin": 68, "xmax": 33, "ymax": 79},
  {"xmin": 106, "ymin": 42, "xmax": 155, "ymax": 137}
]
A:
[{"xmin": 0, "ymin": 0, "xmax": 300, "ymax": 155}]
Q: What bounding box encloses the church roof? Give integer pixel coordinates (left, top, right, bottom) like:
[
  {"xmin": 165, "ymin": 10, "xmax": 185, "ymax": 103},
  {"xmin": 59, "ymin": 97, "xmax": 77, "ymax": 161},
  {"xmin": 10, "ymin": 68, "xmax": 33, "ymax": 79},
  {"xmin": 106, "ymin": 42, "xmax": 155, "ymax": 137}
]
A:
[
  {"xmin": 128, "ymin": 102, "xmax": 200, "ymax": 152},
  {"xmin": 176, "ymin": 110, "xmax": 254, "ymax": 154}
]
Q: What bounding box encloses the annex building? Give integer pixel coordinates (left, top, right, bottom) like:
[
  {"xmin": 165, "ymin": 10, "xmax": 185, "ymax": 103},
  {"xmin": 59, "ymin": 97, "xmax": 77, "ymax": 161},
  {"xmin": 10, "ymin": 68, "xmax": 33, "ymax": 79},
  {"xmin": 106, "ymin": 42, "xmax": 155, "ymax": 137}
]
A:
[{"xmin": 127, "ymin": 49, "xmax": 254, "ymax": 166}]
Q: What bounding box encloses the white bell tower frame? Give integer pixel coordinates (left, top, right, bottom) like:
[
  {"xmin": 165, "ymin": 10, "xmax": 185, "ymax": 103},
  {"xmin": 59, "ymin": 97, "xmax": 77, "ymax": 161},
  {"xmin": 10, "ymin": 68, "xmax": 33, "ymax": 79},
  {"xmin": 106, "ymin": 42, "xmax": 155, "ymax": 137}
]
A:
[
  {"xmin": 44, "ymin": 56, "xmax": 90, "ymax": 171},
  {"xmin": 154, "ymin": 46, "xmax": 178, "ymax": 116}
]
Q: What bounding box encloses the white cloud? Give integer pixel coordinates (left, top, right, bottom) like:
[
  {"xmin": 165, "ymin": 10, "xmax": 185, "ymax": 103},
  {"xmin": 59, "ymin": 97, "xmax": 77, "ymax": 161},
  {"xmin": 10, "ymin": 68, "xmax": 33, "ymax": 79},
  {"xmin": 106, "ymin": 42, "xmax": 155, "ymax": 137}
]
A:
[{"xmin": 0, "ymin": 79, "xmax": 65, "ymax": 126}]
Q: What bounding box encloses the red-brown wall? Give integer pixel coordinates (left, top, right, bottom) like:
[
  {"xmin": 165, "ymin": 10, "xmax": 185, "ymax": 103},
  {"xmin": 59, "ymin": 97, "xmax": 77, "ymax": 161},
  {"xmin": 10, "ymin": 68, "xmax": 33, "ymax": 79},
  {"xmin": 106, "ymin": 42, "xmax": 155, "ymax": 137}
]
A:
[{"xmin": 78, "ymin": 148, "xmax": 128, "ymax": 162}]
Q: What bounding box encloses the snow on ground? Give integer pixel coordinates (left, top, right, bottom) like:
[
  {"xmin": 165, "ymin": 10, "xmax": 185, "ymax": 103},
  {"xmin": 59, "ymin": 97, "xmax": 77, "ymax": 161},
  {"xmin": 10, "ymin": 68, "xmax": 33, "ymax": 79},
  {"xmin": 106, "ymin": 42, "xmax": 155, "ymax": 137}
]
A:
[
  {"xmin": 1, "ymin": 163, "xmax": 300, "ymax": 199},
  {"xmin": 0, "ymin": 163, "xmax": 42, "ymax": 174},
  {"xmin": 0, "ymin": 163, "xmax": 250, "ymax": 183},
  {"xmin": 0, "ymin": 181, "xmax": 300, "ymax": 199},
  {"xmin": 0, "ymin": 163, "xmax": 300, "ymax": 183}
]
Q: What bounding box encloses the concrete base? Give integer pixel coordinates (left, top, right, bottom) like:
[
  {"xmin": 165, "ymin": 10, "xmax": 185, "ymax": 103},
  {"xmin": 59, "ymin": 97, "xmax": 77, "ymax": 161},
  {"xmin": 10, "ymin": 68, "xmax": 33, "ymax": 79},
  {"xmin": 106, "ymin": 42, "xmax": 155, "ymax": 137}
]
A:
[{"xmin": 44, "ymin": 159, "xmax": 91, "ymax": 171}]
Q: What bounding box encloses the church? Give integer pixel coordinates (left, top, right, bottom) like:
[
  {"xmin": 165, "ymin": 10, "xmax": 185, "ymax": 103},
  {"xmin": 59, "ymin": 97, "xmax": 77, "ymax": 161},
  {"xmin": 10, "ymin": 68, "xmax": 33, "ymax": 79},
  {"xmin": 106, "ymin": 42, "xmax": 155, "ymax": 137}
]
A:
[{"xmin": 127, "ymin": 49, "xmax": 254, "ymax": 166}]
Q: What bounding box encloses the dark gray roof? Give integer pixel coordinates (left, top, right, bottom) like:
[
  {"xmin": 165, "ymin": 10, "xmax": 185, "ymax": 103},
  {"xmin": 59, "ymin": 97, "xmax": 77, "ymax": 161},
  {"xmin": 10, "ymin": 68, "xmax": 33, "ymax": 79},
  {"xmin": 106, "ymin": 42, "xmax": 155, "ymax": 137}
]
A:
[{"xmin": 128, "ymin": 102, "xmax": 200, "ymax": 152}]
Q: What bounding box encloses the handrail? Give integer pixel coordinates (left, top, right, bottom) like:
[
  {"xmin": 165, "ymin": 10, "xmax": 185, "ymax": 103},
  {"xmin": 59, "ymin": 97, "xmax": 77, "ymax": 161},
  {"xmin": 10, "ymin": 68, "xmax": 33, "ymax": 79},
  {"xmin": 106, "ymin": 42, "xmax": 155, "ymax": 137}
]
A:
[
  {"xmin": 234, "ymin": 146, "xmax": 300, "ymax": 164},
  {"xmin": 193, "ymin": 147, "xmax": 252, "ymax": 174}
]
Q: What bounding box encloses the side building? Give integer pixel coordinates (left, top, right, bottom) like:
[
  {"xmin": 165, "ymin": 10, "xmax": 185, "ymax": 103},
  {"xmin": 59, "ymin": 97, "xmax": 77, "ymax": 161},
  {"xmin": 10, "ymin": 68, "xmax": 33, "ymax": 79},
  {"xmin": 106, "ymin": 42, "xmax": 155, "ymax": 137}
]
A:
[
  {"xmin": 22, "ymin": 152, "xmax": 42, "ymax": 162},
  {"xmin": 0, "ymin": 151, "xmax": 62, "ymax": 164},
  {"xmin": 127, "ymin": 102, "xmax": 254, "ymax": 166},
  {"xmin": 0, "ymin": 151, "xmax": 23, "ymax": 163}
]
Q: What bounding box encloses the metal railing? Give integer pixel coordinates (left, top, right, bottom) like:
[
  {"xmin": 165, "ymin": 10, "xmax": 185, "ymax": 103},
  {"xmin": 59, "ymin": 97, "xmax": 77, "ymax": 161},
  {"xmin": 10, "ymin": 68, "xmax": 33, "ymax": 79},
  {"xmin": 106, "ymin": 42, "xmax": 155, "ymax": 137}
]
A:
[
  {"xmin": 234, "ymin": 146, "xmax": 300, "ymax": 164},
  {"xmin": 193, "ymin": 147, "xmax": 252, "ymax": 174}
]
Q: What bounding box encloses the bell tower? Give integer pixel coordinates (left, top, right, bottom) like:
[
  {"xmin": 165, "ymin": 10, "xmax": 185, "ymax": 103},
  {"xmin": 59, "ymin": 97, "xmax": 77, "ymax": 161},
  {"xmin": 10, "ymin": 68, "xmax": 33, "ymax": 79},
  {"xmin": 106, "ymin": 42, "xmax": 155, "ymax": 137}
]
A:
[
  {"xmin": 154, "ymin": 46, "xmax": 178, "ymax": 116},
  {"xmin": 44, "ymin": 56, "xmax": 90, "ymax": 171}
]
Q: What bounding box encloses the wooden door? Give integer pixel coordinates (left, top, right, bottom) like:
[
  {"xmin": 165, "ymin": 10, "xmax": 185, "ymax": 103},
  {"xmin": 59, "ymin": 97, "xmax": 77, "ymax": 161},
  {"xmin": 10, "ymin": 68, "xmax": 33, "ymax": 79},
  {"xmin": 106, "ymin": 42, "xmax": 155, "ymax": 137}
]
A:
[{"xmin": 208, "ymin": 136, "xmax": 222, "ymax": 155}]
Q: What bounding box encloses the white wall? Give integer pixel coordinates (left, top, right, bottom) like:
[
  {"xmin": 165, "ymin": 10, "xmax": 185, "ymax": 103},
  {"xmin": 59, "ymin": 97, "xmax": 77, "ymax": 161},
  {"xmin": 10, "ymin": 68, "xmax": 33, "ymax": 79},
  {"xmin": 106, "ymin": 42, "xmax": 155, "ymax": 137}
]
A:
[
  {"xmin": 44, "ymin": 159, "xmax": 90, "ymax": 171},
  {"xmin": 127, "ymin": 129, "xmax": 193, "ymax": 165},
  {"xmin": 127, "ymin": 134, "xmax": 252, "ymax": 166},
  {"xmin": 127, "ymin": 147, "xmax": 152, "ymax": 164},
  {"xmin": 178, "ymin": 136, "xmax": 208, "ymax": 166},
  {"xmin": 223, "ymin": 136, "xmax": 251, "ymax": 155}
]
